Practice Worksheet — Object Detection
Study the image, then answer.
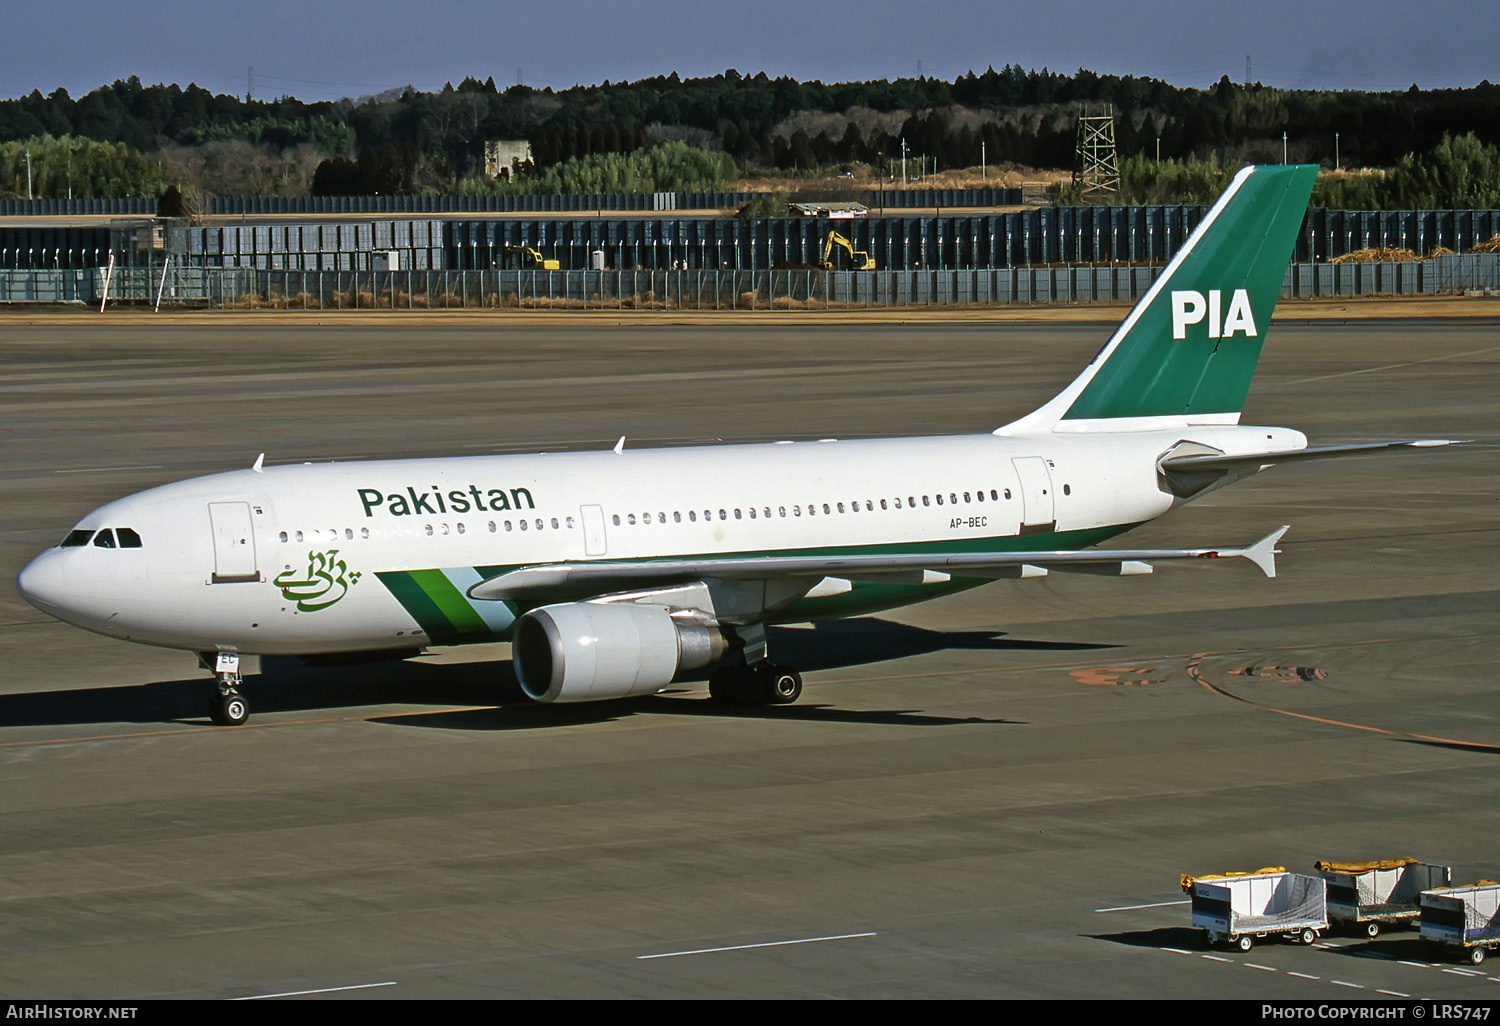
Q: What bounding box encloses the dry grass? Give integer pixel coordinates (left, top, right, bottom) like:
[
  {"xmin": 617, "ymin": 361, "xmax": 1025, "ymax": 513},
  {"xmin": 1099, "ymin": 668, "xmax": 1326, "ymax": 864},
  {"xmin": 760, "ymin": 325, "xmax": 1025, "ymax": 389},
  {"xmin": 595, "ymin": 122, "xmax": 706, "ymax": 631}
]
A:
[
  {"xmin": 1332, "ymin": 247, "xmax": 1420, "ymax": 263},
  {"xmin": 1473, "ymin": 234, "xmax": 1500, "ymax": 254}
]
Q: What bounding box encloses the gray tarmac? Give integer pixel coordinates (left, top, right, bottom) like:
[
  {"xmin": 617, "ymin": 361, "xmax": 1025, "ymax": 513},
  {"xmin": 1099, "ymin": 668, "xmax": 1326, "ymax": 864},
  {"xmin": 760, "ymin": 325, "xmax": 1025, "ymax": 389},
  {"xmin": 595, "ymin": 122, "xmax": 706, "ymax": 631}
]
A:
[{"xmin": 1, "ymin": 316, "xmax": 1498, "ymax": 1000}]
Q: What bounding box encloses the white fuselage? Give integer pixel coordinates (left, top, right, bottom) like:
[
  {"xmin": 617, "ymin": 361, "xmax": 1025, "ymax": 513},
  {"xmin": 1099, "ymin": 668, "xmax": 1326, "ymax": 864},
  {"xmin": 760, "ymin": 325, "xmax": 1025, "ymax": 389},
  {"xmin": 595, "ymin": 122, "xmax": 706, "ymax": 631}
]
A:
[{"xmin": 15, "ymin": 423, "xmax": 1305, "ymax": 657}]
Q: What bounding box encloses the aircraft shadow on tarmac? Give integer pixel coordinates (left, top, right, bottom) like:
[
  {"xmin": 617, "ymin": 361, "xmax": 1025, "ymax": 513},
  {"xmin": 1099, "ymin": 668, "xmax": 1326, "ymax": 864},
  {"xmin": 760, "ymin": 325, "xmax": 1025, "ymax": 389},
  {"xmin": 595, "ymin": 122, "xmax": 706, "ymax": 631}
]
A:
[
  {"xmin": 1397, "ymin": 737, "xmax": 1500, "ymax": 756},
  {"xmin": 0, "ymin": 617, "xmax": 1107, "ymax": 731}
]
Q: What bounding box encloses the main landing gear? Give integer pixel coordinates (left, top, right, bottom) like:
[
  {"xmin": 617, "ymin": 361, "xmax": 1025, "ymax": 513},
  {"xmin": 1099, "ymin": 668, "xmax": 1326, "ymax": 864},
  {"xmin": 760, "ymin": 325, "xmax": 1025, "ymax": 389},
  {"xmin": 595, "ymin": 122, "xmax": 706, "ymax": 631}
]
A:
[
  {"xmin": 708, "ymin": 663, "xmax": 804, "ymax": 706},
  {"xmin": 199, "ymin": 651, "xmax": 250, "ymax": 726},
  {"xmin": 706, "ymin": 624, "xmax": 804, "ymax": 707}
]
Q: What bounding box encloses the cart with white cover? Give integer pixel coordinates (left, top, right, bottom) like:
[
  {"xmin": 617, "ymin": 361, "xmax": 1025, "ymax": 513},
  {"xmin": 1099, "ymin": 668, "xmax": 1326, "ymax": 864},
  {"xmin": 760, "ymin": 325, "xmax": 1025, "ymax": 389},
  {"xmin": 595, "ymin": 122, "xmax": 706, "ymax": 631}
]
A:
[
  {"xmin": 1183, "ymin": 868, "xmax": 1328, "ymax": 951},
  {"xmin": 1420, "ymin": 882, "xmax": 1500, "ymax": 965},
  {"xmin": 1315, "ymin": 858, "xmax": 1451, "ymax": 937}
]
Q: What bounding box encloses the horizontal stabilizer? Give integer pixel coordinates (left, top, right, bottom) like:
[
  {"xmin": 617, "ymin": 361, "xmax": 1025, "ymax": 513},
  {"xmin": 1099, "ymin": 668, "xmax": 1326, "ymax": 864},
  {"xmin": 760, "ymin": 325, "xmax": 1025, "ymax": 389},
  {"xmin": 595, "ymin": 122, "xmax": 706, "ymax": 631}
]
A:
[
  {"xmin": 468, "ymin": 529, "xmax": 1290, "ymax": 601},
  {"xmin": 1160, "ymin": 439, "xmax": 1464, "ymax": 475}
]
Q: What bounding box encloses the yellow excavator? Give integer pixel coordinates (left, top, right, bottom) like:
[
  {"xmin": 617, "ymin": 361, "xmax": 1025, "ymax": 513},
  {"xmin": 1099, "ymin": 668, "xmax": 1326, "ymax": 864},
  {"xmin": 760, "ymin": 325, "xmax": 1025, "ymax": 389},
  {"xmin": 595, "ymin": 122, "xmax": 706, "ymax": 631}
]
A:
[
  {"xmin": 820, "ymin": 231, "xmax": 876, "ymax": 271},
  {"xmin": 504, "ymin": 244, "xmax": 561, "ymax": 271}
]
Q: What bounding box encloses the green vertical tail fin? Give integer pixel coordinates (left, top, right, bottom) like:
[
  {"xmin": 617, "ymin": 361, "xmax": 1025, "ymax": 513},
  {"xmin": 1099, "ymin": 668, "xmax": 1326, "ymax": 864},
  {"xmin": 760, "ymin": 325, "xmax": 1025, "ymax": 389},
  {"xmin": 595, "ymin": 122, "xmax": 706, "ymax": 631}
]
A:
[{"xmin": 1001, "ymin": 164, "xmax": 1318, "ymax": 433}]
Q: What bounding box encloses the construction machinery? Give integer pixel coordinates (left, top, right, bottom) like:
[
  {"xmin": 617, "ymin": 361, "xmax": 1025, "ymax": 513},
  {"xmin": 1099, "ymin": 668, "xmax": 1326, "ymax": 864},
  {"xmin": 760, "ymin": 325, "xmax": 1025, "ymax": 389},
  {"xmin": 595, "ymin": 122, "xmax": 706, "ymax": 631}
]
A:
[
  {"xmin": 820, "ymin": 231, "xmax": 876, "ymax": 271},
  {"xmin": 504, "ymin": 244, "xmax": 560, "ymax": 271}
]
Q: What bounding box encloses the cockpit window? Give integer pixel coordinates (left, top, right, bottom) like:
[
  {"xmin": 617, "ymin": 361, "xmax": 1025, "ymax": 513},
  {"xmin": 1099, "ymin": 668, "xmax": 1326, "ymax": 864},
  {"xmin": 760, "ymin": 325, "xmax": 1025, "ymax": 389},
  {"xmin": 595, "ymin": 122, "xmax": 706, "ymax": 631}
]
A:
[
  {"xmin": 93, "ymin": 529, "xmax": 117, "ymax": 548},
  {"xmin": 60, "ymin": 530, "xmax": 93, "ymax": 548},
  {"xmin": 116, "ymin": 528, "xmax": 142, "ymax": 548}
]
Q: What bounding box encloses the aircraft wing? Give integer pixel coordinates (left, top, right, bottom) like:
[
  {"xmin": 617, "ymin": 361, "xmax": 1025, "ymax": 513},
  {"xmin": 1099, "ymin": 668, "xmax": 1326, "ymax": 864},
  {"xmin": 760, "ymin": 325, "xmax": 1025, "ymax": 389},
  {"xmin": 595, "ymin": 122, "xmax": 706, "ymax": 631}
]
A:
[
  {"xmin": 468, "ymin": 526, "xmax": 1289, "ymax": 601},
  {"xmin": 1159, "ymin": 439, "xmax": 1462, "ymax": 474}
]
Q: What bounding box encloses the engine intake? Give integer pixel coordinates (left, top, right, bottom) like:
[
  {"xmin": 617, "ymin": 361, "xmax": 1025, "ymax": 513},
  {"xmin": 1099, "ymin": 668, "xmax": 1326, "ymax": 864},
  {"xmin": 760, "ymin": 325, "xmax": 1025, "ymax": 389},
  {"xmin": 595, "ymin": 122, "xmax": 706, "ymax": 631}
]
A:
[{"xmin": 512, "ymin": 601, "xmax": 728, "ymax": 703}]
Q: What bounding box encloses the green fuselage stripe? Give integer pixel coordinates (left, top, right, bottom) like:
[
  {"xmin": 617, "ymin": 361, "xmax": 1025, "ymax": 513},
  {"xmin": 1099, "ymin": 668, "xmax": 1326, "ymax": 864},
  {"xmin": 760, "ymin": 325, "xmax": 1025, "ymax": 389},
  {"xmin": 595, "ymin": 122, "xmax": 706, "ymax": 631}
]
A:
[
  {"xmin": 377, "ymin": 569, "xmax": 490, "ymax": 644},
  {"xmin": 410, "ymin": 569, "xmax": 491, "ymax": 636}
]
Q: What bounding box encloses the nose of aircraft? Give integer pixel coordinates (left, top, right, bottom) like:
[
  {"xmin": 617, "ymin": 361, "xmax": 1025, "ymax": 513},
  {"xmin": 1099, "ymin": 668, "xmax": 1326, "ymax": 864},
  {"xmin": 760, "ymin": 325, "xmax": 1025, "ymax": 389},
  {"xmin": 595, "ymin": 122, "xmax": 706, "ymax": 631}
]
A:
[{"xmin": 15, "ymin": 550, "xmax": 68, "ymax": 613}]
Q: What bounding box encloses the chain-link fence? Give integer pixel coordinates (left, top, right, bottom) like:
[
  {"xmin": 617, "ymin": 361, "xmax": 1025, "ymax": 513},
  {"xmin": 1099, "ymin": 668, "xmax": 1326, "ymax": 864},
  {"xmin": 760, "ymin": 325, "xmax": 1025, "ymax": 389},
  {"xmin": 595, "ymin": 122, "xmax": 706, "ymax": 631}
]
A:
[{"xmin": 4, "ymin": 257, "xmax": 1498, "ymax": 309}]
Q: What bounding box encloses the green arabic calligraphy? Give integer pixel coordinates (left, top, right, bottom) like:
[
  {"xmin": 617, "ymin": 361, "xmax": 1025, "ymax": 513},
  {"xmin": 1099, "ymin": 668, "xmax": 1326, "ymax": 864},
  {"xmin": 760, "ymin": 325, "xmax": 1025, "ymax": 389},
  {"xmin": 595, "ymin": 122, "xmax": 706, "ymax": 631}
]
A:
[{"xmin": 274, "ymin": 549, "xmax": 362, "ymax": 612}]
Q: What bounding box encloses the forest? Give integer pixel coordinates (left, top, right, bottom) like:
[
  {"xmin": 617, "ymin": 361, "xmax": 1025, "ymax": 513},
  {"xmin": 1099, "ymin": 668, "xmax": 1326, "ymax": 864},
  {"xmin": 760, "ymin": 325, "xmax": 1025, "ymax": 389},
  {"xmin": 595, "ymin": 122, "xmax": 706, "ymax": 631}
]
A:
[{"xmin": 2, "ymin": 68, "xmax": 1500, "ymax": 206}]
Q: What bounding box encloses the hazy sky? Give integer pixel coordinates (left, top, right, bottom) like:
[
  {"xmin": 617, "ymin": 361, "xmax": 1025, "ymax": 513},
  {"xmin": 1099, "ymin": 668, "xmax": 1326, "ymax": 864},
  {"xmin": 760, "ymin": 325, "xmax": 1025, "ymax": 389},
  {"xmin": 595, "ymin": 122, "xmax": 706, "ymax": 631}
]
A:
[{"xmin": 3, "ymin": 0, "xmax": 1496, "ymax": 102}]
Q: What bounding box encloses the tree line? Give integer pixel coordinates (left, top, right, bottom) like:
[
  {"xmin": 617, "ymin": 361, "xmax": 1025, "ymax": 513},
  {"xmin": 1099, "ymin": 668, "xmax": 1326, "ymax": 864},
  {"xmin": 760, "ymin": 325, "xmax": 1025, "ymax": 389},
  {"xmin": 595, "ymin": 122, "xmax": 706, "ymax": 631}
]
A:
[{"xmin": 3, "ymin": 70, "xmax": 1500, "ymax": 205}]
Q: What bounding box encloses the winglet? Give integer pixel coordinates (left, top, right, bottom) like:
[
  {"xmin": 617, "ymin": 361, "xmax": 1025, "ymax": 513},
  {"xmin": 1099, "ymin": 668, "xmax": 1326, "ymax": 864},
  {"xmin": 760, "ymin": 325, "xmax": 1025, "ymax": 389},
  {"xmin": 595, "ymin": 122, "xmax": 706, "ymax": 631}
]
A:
[
  {"xmin": 252, "ymin": 453, "xmax": 265, "ymax": 473},
  {"xmin": 1239, "ymin": 525, "xmax": 1289, "ymax": 578}
]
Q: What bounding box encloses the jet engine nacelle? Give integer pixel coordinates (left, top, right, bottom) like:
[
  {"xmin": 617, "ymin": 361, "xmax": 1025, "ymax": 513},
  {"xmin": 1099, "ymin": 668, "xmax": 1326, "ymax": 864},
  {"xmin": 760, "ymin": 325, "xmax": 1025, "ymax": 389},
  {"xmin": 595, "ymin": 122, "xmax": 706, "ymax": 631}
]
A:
[{"xmin": 512, "ymin": 601, "xmax": 729, "ymax": 703}]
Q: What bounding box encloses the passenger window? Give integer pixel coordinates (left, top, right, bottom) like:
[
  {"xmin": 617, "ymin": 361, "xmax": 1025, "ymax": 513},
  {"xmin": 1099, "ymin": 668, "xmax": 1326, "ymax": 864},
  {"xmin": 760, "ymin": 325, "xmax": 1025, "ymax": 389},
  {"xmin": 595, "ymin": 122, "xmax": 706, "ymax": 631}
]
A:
[
  {"xmin": 362, "ymin": 528, "xmax": 371, "ymax": 538},
  {"xmin": 673, "ymin": 512, "xmax": 682, "ymax": 523},
  {"xmin": 345, "ymin": 528, "xmax": 354, "ymax": 539},
  {"xmin": 550, "ymin": 518, "xmax": 559, "ymax": 530},
  {"xmin": 93, "ymin": 529, "xmax": 116, "ymax": 548},
  {"xmin": 1004, "ymin": 489, "xmax": 1012, "ymax": 499},
  {"xmin": 880, "ymin": 499, "xmax": 888, "ymax": 510},
  {"xmin": 278, "ymin": 531, "xmax": 288, "ymax": 543},
  {"xmin": 457, "ymin": 523, "xmax": 466, "ymax": 534},
  {"xmin": 922, "ymin": 496, "xmax": 930, "ymax": 507},
  {"xmin": 295, "ymin": 530, "xmax": 304, "ymax": 542},
  {"xmin": 778, "ymin": 506, "xmax": 786, "ymax": 517},
  {"xmin": 505, "ymin": 521, "xmax": 513, "ymax": 531},
  {"xmin": 936, "ymin": 494, "xmax": 944, "ymax": 505},
  {"xmin": 689, "ymin": 511, "xmax": 697, "ymax": 522},
  {"xmin": 734, "ymin": 508, "xmax": 742, "ymax": 519},
  {"xmin": 567, "ymin": 517, "xmax": 576, "ymax": 528},
  {"xmin": 117, "ymin": 528, "xmax": 143, "ymax": 548}
]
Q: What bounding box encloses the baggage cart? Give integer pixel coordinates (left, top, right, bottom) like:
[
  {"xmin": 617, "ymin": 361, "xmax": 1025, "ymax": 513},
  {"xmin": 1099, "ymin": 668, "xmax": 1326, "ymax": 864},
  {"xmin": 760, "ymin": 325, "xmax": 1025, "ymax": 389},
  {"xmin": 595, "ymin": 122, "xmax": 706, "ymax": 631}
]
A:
[
  {"xmin": 1182, "ymin": 867, "xmax": 1328, "ymax": 951},
  {"xmin": 1420, "ymin": 881, "xmax": 1500, "ymax": 965},
  {"xmin": 1315, "ymin": 858, "xmax": 1451, "ymax": 937}
]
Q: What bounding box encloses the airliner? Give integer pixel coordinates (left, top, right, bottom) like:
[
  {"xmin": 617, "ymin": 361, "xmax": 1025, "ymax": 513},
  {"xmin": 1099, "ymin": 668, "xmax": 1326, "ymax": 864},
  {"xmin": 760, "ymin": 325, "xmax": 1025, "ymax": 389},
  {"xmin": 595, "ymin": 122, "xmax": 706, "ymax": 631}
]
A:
[{"xmin": 15, "ymin": 164, "xmax": 1456, "ymax": 726}]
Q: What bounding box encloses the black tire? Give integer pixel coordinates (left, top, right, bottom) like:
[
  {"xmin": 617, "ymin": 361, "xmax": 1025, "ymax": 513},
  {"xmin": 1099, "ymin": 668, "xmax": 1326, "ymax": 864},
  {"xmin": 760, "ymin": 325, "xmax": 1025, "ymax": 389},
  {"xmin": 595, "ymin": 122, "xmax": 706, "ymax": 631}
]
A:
[
  {"xmin": 1365, "ymin": 922, "xmax": 1381, "ymax": 939},
  {"xmin": 210, "ymin": 693, "xmax": 249, "ymax": 726},
  {"xmin": 766, "ymin": 666, "xmax": 803, "ymax": 705}
]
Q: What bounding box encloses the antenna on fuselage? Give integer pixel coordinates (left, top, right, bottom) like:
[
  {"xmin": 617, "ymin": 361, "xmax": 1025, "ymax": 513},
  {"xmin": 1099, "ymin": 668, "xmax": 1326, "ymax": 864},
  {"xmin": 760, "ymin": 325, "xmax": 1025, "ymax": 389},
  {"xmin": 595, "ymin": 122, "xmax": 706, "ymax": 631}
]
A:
[
  {"xmin": 251, "ymin": 453, "xmax": 265, "ymax": 473},
  {"xmin": 613, "ymin": 436, "xmax": 626, "ymax": 454}
]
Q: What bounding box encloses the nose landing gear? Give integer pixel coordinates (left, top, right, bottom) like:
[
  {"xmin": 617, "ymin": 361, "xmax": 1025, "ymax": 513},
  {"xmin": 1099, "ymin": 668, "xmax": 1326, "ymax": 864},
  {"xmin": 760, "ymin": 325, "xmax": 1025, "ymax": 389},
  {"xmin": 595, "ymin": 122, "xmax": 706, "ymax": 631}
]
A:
[{"xmin": 199, "ymin": 651, "xmax": 250, "ymax": 726}]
